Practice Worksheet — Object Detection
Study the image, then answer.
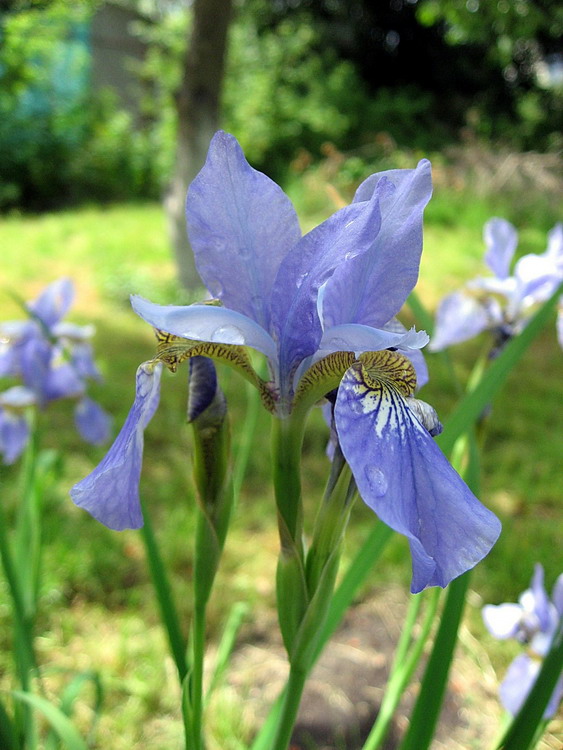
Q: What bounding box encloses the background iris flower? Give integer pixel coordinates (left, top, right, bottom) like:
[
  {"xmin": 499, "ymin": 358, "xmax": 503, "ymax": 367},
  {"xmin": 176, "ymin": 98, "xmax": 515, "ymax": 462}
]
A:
[
  {"xmin": 430, "ymin": 219, "xmax": 563, "ymax": 353},
  {"xmin": 0, "ymin": 278, "xmax": 111, "ymax": 463},
  {"xmin": 483, "ymin": 564, "xmax": 563, "ymax": 717},
  {"xmin": 72, "ymin": 131, "xmax": 501, "ymax": 593}
]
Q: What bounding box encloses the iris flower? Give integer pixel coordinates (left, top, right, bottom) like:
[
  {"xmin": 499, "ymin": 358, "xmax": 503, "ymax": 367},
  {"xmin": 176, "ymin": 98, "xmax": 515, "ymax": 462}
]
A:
[
  {"xmin": 430, "ymin": 219, "xmax": 563, "ymax": 353},
  {"xmin": 71, "ymin": 131, "xmax": 500, "ymax": 592},
  {"xmin": 0, "ymin": 278, "xmax": 111, "ymax": 463},
  {"xmin": 483, "ymin": 564, "xmax": 563, "ymax": 717}
]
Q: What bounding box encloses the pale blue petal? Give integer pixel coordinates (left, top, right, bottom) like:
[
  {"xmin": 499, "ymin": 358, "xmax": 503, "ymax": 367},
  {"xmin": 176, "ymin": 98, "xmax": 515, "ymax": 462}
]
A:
[
  {"xmin": 553, "ymin": 574, "xmax": 563, "ymax": 617},
  {"xmin": 75, "ymin": 397, "xmax": 112, "ymax": 445},
  {"xmin": 321, "ymin": 160, "xmax": 432, "ymax": 330},
  {"xmin": 0, "ymin": 409, "xmax": 30, "ymax": 465},
  {"xmin": 270, "ymin": 193, "xmax": 388, "ymax": 393},
  {"xmin": 335, "ymin": 366, "xmax": 501, "ymax": 593},
  {"xmin": 186, "ymin": 131, "xmax": 301, "ymax": 330},
  {"xmin": 500, "ymin": 653, "xmax": 563, "ymax": 719},
  {"xmin": 317, "ymin": 323, "xmax": 428, "ymax": 359},
  {"xmin": 131, "ymin": 295, "xmax": 278, "ymax": 365},
  {"xmin": 43, "ymin": 363, "xmax": 85, "ymax": 402},
  {"xmin": 28, "ymin": 278, "xmax": 74, "ymax": 328},
  {"xmin": 429, "ymin": 292, "xmax": 490, "ymax": 351},
  {"xmin": 484, "ymin": 218, "xmax": 518, "ymax": 279},
  {"xmin": 70, "ymin": 362, "xmax": 162, "ymax": 530},
  {"xmin": 530, "ymin": 563, "xmax": 552, "ymax": 632},
  {"xmin": 482, "ymin": 603, "xmax": 524, "ymax": 639}
]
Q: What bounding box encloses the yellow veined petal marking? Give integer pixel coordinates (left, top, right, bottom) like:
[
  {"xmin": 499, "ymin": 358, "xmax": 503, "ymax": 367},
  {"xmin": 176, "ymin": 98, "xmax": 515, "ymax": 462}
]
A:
[{"xmin": 358, "ymin": 350, "xmax": 417, "ymax": 397}]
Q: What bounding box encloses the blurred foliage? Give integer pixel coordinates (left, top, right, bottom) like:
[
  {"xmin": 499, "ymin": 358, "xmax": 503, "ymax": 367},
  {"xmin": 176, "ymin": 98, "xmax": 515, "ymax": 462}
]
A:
[{"xmin": 0, "ymin": 0, "xmax": 561, "ymax": 210}]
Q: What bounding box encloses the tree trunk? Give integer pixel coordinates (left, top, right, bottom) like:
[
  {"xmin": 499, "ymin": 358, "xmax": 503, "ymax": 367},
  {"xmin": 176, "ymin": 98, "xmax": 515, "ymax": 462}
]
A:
[{"xmin": 165, "ymin": 0, "xmax": 233, "ymax": 290}]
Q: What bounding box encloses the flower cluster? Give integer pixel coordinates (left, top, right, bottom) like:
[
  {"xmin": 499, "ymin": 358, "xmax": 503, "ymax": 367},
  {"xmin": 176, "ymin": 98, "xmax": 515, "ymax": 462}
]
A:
[
  {"xmin": 430, "ymin": 219, "xmax": 563, "ymax": 354},
  {"xmin": 483, "ymin": 564, "xmax": 563, "ymax": 717},
  {"xmin": 71, "ymin": 131, "xmax": 501, "ymax": 593},
  {"xmin": 0, "ymin": 278, "xmax": 110, "ymax": 463}
]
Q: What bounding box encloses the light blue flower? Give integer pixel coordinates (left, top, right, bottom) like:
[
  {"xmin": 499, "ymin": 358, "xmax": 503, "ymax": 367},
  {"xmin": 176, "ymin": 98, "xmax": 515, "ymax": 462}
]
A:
[
  {"xmin": 483, "ymin": 564, "xmax": 563, "ymax": 717},
  {"xmin": 430, "ymin": 219, "xmax": 563, "ymax": 353},
  {"xmin": 0, "ymin": 279, "xmax": 111, "ymax": 461},
  {"xmin": 71, "ymin": 132, "xmax": 501, "ymax": 592}
]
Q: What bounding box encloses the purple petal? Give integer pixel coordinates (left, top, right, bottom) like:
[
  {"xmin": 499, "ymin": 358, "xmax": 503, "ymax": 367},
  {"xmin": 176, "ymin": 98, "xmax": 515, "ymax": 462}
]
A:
[
  {"xmin": 317, "ymin": 323, "xmax": 428, "ymax": 359},
  {"xmin": 75, "ymin": 397, "xmax": 112, "ymax": 445},
  {"xmin": 321, "ymin": 160, "xmax": 433, "ymax": 330},
  {"xmin": 131, "ymin": 296, "xmax": 278, "ymax": 364},
  {"xmin": 70, "ymin": 343, "xmax": 102, "ymax": 380},
  {"xmin": 271, "ymin": 192, "xmax": 384, "ymax": 395},
  {"xmin": 187, "ymin": 356, "xmax": 219, "ymax": 422},
  {"xmin": 484, "ymin": 218, "xmax": 518, "ymax": 279},
  {"xmin": 334, "ymin": 364, "xmax": 501, "ymax": 593},
  {"xmin": 43, "ymin": 363, "xmax": 85, "ymax": 402},
  {"xmin": 186, "ymin": 131, "xmax": 301, "ymax": 330},
  {"xmin": 70, "ymin": 362, "xmax": 162, "ymax": 530},
  {"xmin": 530, "ymin": 563, "xmax": 552, "ymax": 632},
  {"xmin": 429, "ymin": 292, "xmax": 490, "ymax": 351},
  {"xmin": 553, "ymin": 574, "xmax": 563, "ymax": 618},
  {"xmin": 28, "ymin": 278, "xmax": 74, "ymax": 328},
  {"xmin": 0, "ymin": 409, "xmax": 30, "ymax": 464},
  {"xmin": 499, "ymin": 653, "xmax": 563, "ymax": 719},
  {"xmin": 482, "ymin": 603, "xmax": 524, "ymax": 639}
]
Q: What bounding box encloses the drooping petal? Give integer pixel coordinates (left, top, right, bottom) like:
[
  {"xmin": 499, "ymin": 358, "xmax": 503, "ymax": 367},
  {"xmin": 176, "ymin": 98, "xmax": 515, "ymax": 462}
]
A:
[
  {"xmin": 186, "ymin": 131, "xmax": 301, "ymax": 330},
  {"xmin": 28, "ymin": 278, "xmax": 74, "ymax": 328},
  {"xmin": 321, "ymin": 160, "xmax": 433, "ymax": 330},
  {"xmin": 429, "ymin": 292, "xmax": 490, "ymax": 351},
  {"xmin": 74, "ymin": 397, "xmax": 112, "ymax": 445},
  {"xmin": 0, "ymin": 408, "xmax": 30, "ymax": 464},
  {"xmin": 482, "ymin": 603, "xmax": 524, "ymax": 639},
  {"xmin": 335, "ymin": 360, "xmax": 501, "ymax": 593},
  {"xmin": 483, "ymin": 218, "xmax": 518, "ymax": 279},
  {"xmin": 131, "ymin": 296, "xmax": 278, "ymax": 365},
  {"xmin": 271, "ymin": 191, "xmax": 384, "ymax": 398},
  {"xmin": 70, "ymin": 362, "xmax": 162, "ymax": 530}
]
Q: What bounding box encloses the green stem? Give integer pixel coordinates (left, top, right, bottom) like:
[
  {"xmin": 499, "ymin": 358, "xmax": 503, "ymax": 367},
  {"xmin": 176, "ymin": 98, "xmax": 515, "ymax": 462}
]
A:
[
  {"xmin": 270, "ymin": 665, "xmax": 308, "ymax": 750},
  {"xmin": 189, "ymin": 609, "xmax": 206, "ymax": 750},
  {"xmin": 271, "ymin": 414, "xmax": 306, "ymax": 550}
]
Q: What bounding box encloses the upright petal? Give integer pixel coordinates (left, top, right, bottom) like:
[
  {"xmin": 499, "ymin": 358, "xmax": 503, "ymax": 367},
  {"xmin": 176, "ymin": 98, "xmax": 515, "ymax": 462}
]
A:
[
  {"xmin": 271, "ymin": 190, "xmax": 383, "ymax": 397},
  {"xmin": 70, "ymin": 362, "xmax": 162, "ymax": 530},
  {"xmin": 335, "ymin": 361, "xmax": 501, "ymax": 592},
  {"xmin": 28, "ymin": 278, "xmax": 74, "ymax": 328},
  {"xmin": 484, "ymin": 218, "xmax": 518, "ymax": 279},
  {"xmin": 186, "ymin": 131, "xmax": 301, "ymax": 330},
  {"xmin": 74, "ymin": 397, "xmax": 112, "ymax": 445},
  {"xmin": 321, "ymin": 160, "xmax": 433, "ymax": 330}
]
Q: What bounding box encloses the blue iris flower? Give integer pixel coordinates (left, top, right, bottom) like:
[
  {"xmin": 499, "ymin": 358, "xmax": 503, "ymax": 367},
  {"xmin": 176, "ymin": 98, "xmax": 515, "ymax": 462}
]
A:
[
  {"xmin": 71, "ymin": 131, "xmax": 501, "ymax": 592},
  {"xmin": 0, "ymin": 279, "xmax": 111, "ymax": 463}
]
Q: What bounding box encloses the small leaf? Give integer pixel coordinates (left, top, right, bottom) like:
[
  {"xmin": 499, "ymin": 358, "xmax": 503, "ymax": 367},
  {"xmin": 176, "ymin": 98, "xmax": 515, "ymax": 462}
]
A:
[{"xmin": 11, "ymin": 692, "xmax": 88, "ymax": 750}]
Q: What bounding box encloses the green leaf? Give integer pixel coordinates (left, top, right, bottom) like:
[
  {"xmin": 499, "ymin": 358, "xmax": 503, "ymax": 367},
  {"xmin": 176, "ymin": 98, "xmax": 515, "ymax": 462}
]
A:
[
  {"xmin": 11, "ymin": 692, "xmax": 88, "ymax": 750},
  {"xmin": 206, "ymin": 602, "xmax": 249, "ymax": 700},
  {"xmin": 0, "ymin": 696, "xmax": 17, "ymax": 750}
]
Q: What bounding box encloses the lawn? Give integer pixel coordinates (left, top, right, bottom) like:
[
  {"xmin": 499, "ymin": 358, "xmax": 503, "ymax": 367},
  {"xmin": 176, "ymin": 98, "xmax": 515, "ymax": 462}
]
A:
[{"xmin": 0, "ymin": 160, "xmax": 561, "ymax": 748}]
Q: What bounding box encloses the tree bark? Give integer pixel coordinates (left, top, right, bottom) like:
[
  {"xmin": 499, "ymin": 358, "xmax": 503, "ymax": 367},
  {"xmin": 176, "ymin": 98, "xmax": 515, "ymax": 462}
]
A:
[{"xmin": 165, "ymin": 0, "xmax": 233, "ymax": 290}]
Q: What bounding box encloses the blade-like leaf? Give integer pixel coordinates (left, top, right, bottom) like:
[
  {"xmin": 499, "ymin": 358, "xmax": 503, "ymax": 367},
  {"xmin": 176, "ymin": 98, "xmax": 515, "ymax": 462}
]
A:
[{"xmin": 11, "ymin": 692, "xmax": 88, "ymax": 750}]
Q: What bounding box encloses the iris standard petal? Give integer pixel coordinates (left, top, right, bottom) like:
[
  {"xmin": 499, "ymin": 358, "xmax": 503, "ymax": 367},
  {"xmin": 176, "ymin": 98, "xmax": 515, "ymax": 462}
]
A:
[
  {"xmin": 429, "ymin": 292, "xmax": 490, "ymax": 351},
  {"xmin": 28, "ymin": 278, "xmax": 75, "ymax": 328},
  {"xmin": 186, "ymin": 131, "xmax": 301, "ymax": 330},
  {"xmin": 322, "ymin": 160, "xmax": 433, "ymax": 330},
  {"xmin": 75, "ymin": 397, "xmax": 112, "ymax": 445},
  {"xmin": 70, "ymin": 362, "xmax": 162, "ymax": 530},
  {"xmin": 271, "ymin": 191, "xmax": 384, "ymax": 393},
  {"xmin": 335, "ymin": 363, "xmax": 501, "ymax": 593},
  {"xmin": 484, "ymin": 218, "xmax": 518, "ymax": 279},
  {"xmin": 131, "ymin": 295, "xmax": 278, "ymax": 365}
]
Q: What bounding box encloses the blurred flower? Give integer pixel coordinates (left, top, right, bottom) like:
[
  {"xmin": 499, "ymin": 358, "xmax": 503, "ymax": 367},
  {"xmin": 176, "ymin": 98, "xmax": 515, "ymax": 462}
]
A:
[
  {"xmin": 430, "ymin": 220, "xmax": 563, "ymax": 354},
  {"xmin": 483, "ymin": 564, "xmax": 563, "ymax": 717},
  {"xmin": 0, "ymin": 279, "xmax": 111, "ymax": 463},
  {"xmin": 72, "ymin": 132, "xmax": 501, "ymax": 594}
]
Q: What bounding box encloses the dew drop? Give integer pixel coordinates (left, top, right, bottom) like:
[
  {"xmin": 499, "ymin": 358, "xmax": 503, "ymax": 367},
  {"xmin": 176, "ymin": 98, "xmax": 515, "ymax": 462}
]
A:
[
  {"xmin": 209, "ymin": 280, "xmax": 224, "ymax": 298},
  {"xmin": 210, "ymin": 325, "xmax": 246, "ymax": 345},
  {"xmin": 364, "ymin": 466, "xmax": 388, "ymax": 497},
  {"xmin": 296, "ymin": 271, "xmax": 309, "ymax": 289}
]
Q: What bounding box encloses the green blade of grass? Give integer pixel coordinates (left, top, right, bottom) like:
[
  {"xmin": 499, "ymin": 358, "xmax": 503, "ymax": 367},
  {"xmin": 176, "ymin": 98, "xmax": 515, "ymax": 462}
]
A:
[
  {"xmin": 11, "ymin": 692, "xmax": 88, "ymax": 750},
  {"xmin": 140, "ymin": 499, "xmax": 188, "ymax": 682}
]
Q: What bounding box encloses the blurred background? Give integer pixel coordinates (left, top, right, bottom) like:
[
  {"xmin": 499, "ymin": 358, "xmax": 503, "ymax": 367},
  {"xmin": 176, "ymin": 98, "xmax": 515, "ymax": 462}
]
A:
[{"xmin": 1, "ymin": 1, "xmax": 562, "ymax": 748}]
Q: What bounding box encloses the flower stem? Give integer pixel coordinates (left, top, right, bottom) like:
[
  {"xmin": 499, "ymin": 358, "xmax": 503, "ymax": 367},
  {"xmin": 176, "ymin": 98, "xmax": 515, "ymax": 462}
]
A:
[{"xmin": 270, "ymin": 664, "xmax": 308, "ymax": 750}]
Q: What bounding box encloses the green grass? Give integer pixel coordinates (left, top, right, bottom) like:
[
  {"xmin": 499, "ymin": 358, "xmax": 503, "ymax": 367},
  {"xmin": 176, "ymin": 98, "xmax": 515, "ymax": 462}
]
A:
[{"xmin": 0, "ymin": 173, "xmax": 561, "ymax": 747}]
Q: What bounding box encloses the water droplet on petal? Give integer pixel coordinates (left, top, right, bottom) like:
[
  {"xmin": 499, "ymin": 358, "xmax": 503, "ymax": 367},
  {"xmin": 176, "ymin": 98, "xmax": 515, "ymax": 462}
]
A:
[
  {"xmin": 296, "ymin": 271, "xmax": 309, "ymax": 290},
  {"xmin": 364, "ymin": 466, "xmax": 388, "ymax": 497},
  {"xmin": 210, "ymin": 325, "xmax": 246, "ymax": 345},
  {"xmin": 208, "ymin": 280, "xmax": 224, "ymax": 298}
]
